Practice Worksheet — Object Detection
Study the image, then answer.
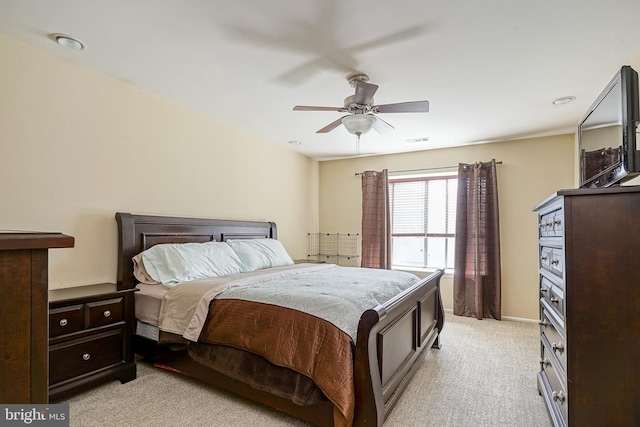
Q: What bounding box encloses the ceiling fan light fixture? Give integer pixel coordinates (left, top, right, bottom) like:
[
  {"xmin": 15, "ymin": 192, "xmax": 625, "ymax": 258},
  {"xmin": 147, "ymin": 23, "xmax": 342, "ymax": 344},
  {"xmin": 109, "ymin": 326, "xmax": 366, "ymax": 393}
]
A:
[{"xmin": 342, "ymin": 114, "xmax": 375, "ymax": 136}]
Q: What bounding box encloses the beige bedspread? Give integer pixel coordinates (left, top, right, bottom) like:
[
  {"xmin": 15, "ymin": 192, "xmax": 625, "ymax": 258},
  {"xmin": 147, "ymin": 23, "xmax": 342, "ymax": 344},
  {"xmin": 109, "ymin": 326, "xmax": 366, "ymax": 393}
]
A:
[{"xmin": 158, "ymin": 264, "xmax": 333, "ymax": 340}]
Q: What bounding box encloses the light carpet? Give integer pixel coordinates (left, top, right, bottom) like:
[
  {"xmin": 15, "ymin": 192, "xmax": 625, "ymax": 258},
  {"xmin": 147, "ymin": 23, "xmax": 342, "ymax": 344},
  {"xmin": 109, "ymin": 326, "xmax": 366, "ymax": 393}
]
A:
[{"xmin": 62, "ymin": 313, "xmax": 550, "ymax": 426}]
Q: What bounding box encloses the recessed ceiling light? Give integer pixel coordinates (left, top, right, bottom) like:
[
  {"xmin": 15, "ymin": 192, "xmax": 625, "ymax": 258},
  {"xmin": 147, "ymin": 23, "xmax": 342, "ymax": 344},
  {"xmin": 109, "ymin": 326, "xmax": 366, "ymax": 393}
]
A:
[
  {"xmin": 406, "ymin": 137, "xmax": 430, "ymax": 143},
  {"xmin": 49, "ymin": 33, "xmax": 85, "ymax": 51},
  {"xmin": 552, "ymin": 96, "xmax": 575, "ymax": 106}
]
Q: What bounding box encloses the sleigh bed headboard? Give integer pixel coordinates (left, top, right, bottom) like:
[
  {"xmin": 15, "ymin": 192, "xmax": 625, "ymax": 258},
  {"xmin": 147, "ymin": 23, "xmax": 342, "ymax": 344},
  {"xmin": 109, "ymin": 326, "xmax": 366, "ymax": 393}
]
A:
[{"xmin": 115, "ymin": 212, "xmax": 277, "ymax": 290}]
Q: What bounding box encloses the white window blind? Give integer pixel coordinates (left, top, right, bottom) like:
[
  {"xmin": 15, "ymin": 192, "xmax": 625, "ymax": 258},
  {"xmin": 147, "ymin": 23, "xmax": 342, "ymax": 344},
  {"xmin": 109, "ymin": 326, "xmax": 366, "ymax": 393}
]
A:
[{"xmin": 389, "ymin": 175, "xmax": 457, "ymax": 269}]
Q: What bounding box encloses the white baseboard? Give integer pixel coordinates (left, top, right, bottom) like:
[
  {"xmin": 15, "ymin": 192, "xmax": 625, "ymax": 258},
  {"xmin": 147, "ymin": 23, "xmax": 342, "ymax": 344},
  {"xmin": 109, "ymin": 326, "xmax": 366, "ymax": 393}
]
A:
[{"xmin": 443, "ymin": 308, "xmax": 538, "ymax": 323}]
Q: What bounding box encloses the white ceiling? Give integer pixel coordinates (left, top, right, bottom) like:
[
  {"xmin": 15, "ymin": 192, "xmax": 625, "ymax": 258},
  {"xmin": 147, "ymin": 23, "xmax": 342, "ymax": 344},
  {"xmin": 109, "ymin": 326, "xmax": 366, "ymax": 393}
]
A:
[{"xmin": 2, "ymin": 0, "xmax": 640, "ymax": 161}]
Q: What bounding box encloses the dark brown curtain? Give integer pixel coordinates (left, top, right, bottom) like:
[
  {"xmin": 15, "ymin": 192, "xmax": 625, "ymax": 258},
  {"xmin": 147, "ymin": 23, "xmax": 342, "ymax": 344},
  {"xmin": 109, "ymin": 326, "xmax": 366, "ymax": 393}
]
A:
[
  {"xmin": 361, "ymin": 169, "xmax": 391, "ymax": 269},
  {"xmin": 453, "ymin": 159, "xmax": 501, "ymax": 320}
]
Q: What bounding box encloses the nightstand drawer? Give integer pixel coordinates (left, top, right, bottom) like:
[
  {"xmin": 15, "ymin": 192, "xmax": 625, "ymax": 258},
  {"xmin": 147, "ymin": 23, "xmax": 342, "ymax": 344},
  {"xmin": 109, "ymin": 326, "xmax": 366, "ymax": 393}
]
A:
[
  {"xmin": 50, "ymin": 304, "xmax": 84, "ymax": 338},
  {"xmin": 87, "ymin": 297, "xmax": 123, "ymax": 328},
  {"xmin": 49, "ymin": 329, "xmax": 123, "ymax": 384}
]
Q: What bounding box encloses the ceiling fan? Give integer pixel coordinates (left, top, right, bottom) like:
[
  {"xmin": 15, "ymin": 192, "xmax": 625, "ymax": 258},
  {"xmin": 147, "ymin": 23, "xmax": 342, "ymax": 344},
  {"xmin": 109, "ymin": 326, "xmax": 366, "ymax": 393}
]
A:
[{"xmin": 293, "ymin": 73, "xmax": 429, "ymax": 140}]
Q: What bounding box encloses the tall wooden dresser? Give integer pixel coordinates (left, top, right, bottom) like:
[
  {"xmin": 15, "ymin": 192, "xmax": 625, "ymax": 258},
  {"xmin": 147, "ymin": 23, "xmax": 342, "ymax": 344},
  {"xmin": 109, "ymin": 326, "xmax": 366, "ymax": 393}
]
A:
[
  {"xmin": 0, "ymin": 232, "xmax": 74, "ymax": 403},
  {"xmin": 533, "ymin": 187, "xmax": 640, "ymax": 427}
]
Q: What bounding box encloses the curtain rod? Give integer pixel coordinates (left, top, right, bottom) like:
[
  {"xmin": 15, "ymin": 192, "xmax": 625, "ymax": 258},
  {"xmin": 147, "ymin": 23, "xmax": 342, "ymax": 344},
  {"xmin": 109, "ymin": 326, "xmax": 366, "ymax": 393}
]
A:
[{"xmin": 354, "ymin": 161, "xmax": 503, "ymax": 176}]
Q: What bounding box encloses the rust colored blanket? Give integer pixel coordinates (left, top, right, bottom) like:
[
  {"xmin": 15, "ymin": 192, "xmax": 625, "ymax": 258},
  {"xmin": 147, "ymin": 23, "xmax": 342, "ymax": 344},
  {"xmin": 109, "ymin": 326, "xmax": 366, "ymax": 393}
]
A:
[
  {"xmin": 158, "ymin": 265, "xmax": 421, "ymax": 426},
  {"xmin": 197, "ymin": 298, "xmax": 355, "ymax": 427}
]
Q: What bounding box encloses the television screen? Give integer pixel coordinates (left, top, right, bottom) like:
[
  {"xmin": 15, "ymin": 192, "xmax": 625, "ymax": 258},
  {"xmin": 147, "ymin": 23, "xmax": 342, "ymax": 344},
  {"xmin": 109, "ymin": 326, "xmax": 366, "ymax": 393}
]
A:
[{"xmin": 579, "ymin": 65, "xmax": 639, "ymax": 188}]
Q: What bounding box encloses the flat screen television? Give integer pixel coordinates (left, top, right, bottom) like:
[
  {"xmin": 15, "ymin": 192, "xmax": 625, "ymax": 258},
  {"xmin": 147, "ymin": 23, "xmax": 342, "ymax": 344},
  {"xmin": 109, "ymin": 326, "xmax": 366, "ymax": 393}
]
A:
[{"xmin": 578, "ymin": 65, "xmax": 640, "ymax": 188}]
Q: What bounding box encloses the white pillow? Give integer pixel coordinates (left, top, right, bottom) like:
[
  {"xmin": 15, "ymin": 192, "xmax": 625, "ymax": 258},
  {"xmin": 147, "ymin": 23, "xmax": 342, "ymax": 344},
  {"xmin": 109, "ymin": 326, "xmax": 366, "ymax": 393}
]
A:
[
  {"xmin": 226, "ymin": 238, "xmax": 294, "ymax": 271},
  {"xmin": 139, "ymin": 241, "xmax": 249, "ymax": 285}
]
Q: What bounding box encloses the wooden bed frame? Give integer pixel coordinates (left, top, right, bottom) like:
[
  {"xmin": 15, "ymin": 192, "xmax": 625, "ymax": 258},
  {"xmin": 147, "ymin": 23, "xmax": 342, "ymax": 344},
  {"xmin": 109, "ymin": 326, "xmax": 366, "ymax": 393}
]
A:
[{"xmin": 115, "ymin": 212, "xmax": 444, "ymax": 427}]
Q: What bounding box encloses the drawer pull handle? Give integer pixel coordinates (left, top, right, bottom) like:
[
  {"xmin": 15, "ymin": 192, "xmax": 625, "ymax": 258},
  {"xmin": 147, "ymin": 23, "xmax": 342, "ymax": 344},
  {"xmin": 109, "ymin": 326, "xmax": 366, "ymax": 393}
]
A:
[
  {"xmin": 540, "ymin": 288, "xmax": 548, "ymax": 294},
  {"xmin": 552, "ymin": 342, "xmax": 565, "ymax": 353},
  {"xmin": 554, "ymin": 220, "xmax": 561, "ymax": 226},
  {"xmin": 103, "ymin": 310, "xmax": 111, "ymax": 318},
  {"xmin": 551, "ymin": 259, "xmax": 560, "ymax": 266},
  {"xmin": 541, "ymin": 256, "xmax": 548, "ymax": 261},
  {"xmin": 549, "ymin": 296, "xmax": 559, "ymax": 304},
  {"xmin": 59, "ymin": 319, "xmax": 68, "ymax": 327},
  {"xmin": 552, "ymin": 391, "xmax": 565, "ymax": 403},
  {"xmin": 539, "ymin": 358, "xmax": 551, "ymax": 368},
  {"xmin": 538, "ymin": 319, "xmax": 549, "ymax": 327},
  {"xmin": 82, "ymin": 353, "xmax": 91, "ymax": 361}
]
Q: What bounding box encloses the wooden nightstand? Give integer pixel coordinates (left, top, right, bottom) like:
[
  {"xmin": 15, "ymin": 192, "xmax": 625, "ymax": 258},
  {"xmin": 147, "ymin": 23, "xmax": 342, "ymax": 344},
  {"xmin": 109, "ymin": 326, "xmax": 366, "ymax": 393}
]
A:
[{"xmin": 48, "ymin": 283, "xmax": 137, "ymax": 402}]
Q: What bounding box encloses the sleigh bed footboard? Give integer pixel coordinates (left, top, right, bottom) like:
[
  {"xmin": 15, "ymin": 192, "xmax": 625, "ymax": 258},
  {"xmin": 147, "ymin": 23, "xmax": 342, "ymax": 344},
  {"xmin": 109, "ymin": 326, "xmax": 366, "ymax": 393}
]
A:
[{"xmin": 353, "ymin": 269, "xmax": 445, "ymax": 426}]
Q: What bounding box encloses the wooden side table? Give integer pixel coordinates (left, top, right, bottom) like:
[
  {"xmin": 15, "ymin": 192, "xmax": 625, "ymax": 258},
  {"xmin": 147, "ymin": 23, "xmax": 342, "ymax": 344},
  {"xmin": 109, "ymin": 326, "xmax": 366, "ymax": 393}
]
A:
[{"xmin": 48, "ymin": 283, "xmax": 137, "ymax": 402}]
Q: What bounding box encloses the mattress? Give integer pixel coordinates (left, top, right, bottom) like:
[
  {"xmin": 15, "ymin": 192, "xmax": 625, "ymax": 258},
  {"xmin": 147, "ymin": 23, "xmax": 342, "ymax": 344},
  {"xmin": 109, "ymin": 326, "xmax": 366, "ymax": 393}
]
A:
[
  {"xmin": 135, "ymin": 283, "xmax": 167, "ymax": 325},
  {"xmin": 134, "ymin": 283, "xmax": 167, "ymax": 341}
]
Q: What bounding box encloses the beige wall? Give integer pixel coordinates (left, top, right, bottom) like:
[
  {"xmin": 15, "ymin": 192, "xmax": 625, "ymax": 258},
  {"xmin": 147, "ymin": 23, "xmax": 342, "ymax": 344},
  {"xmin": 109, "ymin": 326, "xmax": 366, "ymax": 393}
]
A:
[
  {"xmin": 0, "ymin": 33, "xmax": 578, "ymax": 320},
  {"xmin": 319, "ymin": 135, "xmax": 576, "ymax": 320},
  {"xmin": 0, "ymin": 35, "xmax": 319, "ymax": 289}
]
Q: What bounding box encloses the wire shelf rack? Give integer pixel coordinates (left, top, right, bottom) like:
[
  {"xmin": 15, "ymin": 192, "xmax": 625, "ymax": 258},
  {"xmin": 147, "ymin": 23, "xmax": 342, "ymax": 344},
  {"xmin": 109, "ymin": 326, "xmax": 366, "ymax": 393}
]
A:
[{"xmin": 307, "ymin": 233, "xmax": 359, "ymax": 267}]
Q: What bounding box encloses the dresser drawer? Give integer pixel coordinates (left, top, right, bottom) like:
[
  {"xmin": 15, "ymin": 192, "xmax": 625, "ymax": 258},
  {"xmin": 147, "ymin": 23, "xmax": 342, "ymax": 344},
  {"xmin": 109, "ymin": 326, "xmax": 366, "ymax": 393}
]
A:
[
  {"xmin": 87, "ymin": 297, "xmax": 123, "ymax": 329},
  {"xmin": 551, "ymin": 210, "xmax": 564, "ymax": 236},
  {"xmin": 50, "ymin": 304, "xmax": 84, "ymax": 338},
  {"xmin": 540, "ymin": 343, "xmax": 568, "ymax": 423},
  {"xmin": 540, "ymin": 246, "xmax": 564, "ymax": 278},
  {"xmin": 541, "ymin": 311, "xmax": 567, "ymax": 373},
  {"xmin": 540, "ymin": 276, "xmax": 564, "ymax": 318},
  {"xmin": 539, "ymin": 208, "xmax": 564, "ymax": 238},
  {"xmin": 49, "ymin": 329, "xmax": 123, "ymax": 384}
]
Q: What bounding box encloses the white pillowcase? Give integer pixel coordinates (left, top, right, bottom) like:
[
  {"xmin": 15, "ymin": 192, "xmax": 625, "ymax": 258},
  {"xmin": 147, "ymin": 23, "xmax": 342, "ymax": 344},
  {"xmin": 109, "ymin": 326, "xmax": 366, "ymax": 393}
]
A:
[
  {"xmin": 227, "ymin": 238, "xmax": 294, "ymax": 271},
  {"xmin": 140, "ymin": 241, "xmax": 249, "ymax": 286}
]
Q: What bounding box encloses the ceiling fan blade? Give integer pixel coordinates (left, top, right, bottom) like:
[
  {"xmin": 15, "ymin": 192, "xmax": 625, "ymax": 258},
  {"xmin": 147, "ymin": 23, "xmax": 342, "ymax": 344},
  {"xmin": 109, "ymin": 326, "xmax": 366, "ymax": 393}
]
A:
[
  {"xmin": 372, "ymin": 115, "xmax": 395, "ymax": 134},
  {"xmin": 317, "ymin": 116, "xmax": 348, "ymax": 133},
  {"xmin": 354, "ymin": 81, "xmax": 378, "ymax": 105},
  {"xmin": 374, "ymin": 100, "xmax": 430, "ymax": 113},
  {"xmin": 293, "ymin": 105, "xmax": 345, "ymax": 112},
  {"xmin": 350, "ymin": 26, "xmax": 426, "ymax": 53}
]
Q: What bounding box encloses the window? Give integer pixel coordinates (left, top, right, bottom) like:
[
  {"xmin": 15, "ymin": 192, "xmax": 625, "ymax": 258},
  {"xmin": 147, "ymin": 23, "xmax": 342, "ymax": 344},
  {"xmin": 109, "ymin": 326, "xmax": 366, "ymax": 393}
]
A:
[{"xmin": 389, "ymin": 174, "xmax": 457, "ymax": 270}]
